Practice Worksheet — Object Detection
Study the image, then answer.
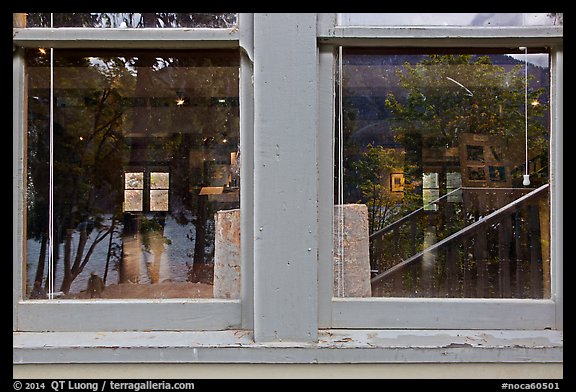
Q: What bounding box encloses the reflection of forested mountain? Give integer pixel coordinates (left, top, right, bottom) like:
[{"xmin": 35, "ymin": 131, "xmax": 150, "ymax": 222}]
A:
[{"xmin": 343, "ymin": 53, "xmax": 549, "ymax": 148}]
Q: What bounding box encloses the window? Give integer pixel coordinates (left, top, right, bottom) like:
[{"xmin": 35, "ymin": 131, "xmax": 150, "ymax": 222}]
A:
[
  {"xmin": 14, "ymin": 13, "xmax": 248, "ymax": 331},
  {"xmin": 319, "ymin": 13, "xmax": 562, "ymax": 330},
  {"xmin": 25, "ymin": 48, "xmax": 240, "ymax": 300},
  {"xmin": 123, "ymin": 170, "xmax": 169, "ymax": 212},
  {"xmin": 13, "ymin": 13, "xmax": 562, "ymax": 367},
  {"xmin": 335, "ymin": 48, "xmax": 551, "ymax": 300}
]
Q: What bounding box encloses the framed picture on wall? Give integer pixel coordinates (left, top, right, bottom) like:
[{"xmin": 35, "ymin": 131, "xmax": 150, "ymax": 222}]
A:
[
  {"xmin": 390, "ymin": 173, "xmax": 405, "ymax": 192},
  {"xmin": 467, "ymin": 166, "xmax": 486, "ymax": 181}
]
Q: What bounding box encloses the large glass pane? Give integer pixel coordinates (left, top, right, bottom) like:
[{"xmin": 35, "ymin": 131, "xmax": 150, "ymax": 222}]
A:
[
  {"xmin": 18, "ymin": 13, "xmax": 237, "ymax": 28},
  {"xmin": 25, "ymin": 49, "xmax": 240, "ymax": 299},
  {"xmin": 335, "ymin": 48, "xmax": 551, "ymax": 299},
  {"xmin": 339, "ymin": 13, "xmax": 563, "ymax": 27}
]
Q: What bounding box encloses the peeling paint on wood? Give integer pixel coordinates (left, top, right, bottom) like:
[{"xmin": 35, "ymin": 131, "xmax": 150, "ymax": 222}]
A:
[{"xmin": 13, "ymin": 329, "xmax": 563, "ymax": 364}]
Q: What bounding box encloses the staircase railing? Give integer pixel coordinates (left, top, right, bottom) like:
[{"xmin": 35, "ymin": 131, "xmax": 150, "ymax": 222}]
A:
[{"xmin": 368, "ymin": 184, "xmax": 550, "ymax": 298}]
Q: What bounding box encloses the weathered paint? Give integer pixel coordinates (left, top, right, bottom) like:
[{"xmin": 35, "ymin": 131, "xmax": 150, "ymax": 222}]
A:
[
  {"xmin": 212, "ymin": 205, "xmax": 373, "ymax": 300},
  {"xmin": 12, "ymin": 28, "xmax": 239, "ymax": 49},
  {"xmin": 332, "ymin": 298, "xmax": 556, "ymax": 330},
  {"xmin": 17, "ymin": 300, "xmax": 241, "ymax": 332},
  {"xmin": 317, "ymin": 45, "xmax": 336, "ymax": 328},
  {"xmin": 252, "ymin": 13, "xmax": 318, "ymax": 342},
  {"xmin": 238, "ymin": 14, "xmax": 255, "ymax": 328},
  {"xmin": 550, "ymin": 48, "xmax": 563, "ymax": 331},
  {"xmin": 13, "ymin": 329, "xmax": 562, "ymax": 364},
  {"xmin": 317, "ymin": 26, "xmax": 564, "ymax": 48},
  {"xmin": 13, "ymin": 47, "xmax": 26, "ymax": 332}
]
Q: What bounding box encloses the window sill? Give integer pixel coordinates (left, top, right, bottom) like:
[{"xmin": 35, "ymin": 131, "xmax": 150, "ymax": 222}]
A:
[{"xmin": 13, "ymin": 329, "xmax": 562, "ymax": 364}]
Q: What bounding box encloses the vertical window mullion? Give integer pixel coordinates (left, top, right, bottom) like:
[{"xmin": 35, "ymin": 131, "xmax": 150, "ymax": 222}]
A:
[
  {"xmin": 14, "ymin": 47, "xmax": 27, "ymax": 330},
  {"xmin": 318, "ymin": 44, "xmax": 336, "ymax": 328},
  {"xmin": 238, "ymin": 12, "xmax": 255, "ymax": 330},
  {"xmin": 550, "ymin": 47, "xmax": 563, "ymax": 331},
  {"xmin": 252, "ymin": 13, "xmax": 318, "ymax": 342}
]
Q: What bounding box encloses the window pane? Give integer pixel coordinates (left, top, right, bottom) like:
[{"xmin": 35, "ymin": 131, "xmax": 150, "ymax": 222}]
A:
[
  {"xmin": 339, "ymin": 13, "xmax": 563, "ymax": 27},
  {"xmin": 25, "ymin": 49, "xmax": 240, "ymax": 299},
  {"xmin": 124, "ymin": 190, "xmax": 143, "ymax": 211},
  {"xmin": 150, "ymin": 190, "xmax": 169, "ymax": 211},
  {"xmin": 150, "ymin": 172, "xmax": 169, "ymax": 189},
  {"xmin": 125, "ymin": 172, "xmax": 144, "ymax": 189},
  {"xmin": 19, "ymin": 13, "xmax": 237, "ymax": 28},
  {"xmin": 335, "ymin": 48, "xmax": 551, "ymax": 299}
]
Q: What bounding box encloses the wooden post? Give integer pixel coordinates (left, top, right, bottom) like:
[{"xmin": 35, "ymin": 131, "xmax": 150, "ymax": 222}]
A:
[
  {"xmin": 513, "ymin": 208, "xmax": 524, "ymax": 297},
  {"xmin": 498, "ymin": 215, "xmax": 512, "ymax": 298},
  {"xmin": 474, "ymin": 191, "xmax": 489, "ymax": 297},
  {"xmin": 446, "ymin": 241, "xmax": 458, "ymax": 297},
  {"xmin": 539, "ymin": 197, "xmax": 551, "ymax": 299},
  {"xmin": 528, "ymin": 203, "xmax": 543, "ymax": 298},
  {"xmin": 463, "ymin": 237, "xmax": 472, "ymax": 297}
]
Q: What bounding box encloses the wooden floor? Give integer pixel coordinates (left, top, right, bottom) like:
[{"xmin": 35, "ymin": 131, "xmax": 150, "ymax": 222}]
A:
[{"xmin": 64, "ymin": 281, "xmax": 214, "ymax": 299}]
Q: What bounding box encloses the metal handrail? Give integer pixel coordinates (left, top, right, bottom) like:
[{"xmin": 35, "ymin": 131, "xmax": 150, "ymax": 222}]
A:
[
  {"xmin": 369, "ymin": 187, "xmax": 462, "ymax": 240},
  {"xmin": 370, "ymin": 183, "xmax": 549, "ymax": 284}
]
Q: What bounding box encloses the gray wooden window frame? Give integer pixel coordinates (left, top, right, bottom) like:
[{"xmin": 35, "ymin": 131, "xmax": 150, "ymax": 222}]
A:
[
  {"xmin": 317, "ymin": 13, "xmax": 563, "ymax": 331},
  {"xmin": 13, "ymin": 13, "xmax": 255, "ymax": 332},
  {"xmin": 13, "ymin": 13, "xmax": 562, "ymax": 365}
]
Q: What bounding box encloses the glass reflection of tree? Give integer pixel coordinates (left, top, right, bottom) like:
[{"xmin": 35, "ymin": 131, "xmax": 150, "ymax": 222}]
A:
[
  {"xmin": 346, "ymin": 145, "xmax": 419, "ymax": 234},
  {"xmin": 26, "ymin": 13, "xmax": 237, "ymax": 28},
  {"xmin": 27, "ymin": 41, "xmax": 238, "ymax": 295},
  {"xmin": 125, "ymin": 49, "xmax": 239, "ymax": 284},
  {"xmin": 26, "ymin": 50, "xmax": 127, "ymax": 295},
  {"xmin": 344, "ymin": 53, "xmax": 548, "ymax": 238},
  {"xmin": 342, "ymin": 53, "xmax": 549, "ymax": 291},
  {"xmin": 385, "ymin": 54, "xmax": 548, "ymax": 184}
]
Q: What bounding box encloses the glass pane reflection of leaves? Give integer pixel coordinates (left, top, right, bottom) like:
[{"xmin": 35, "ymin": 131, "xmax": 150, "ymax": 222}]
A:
[
  {"xmin": 336, "ymin": 50, "xmax": 551, "ymax": 299},
  {"xmin": 25, "ymin": 49, "xmax": 240, "ymax": 299}
]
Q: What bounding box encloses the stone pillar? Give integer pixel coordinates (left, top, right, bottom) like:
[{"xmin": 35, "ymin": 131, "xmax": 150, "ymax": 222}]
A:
[
  {"xmin": 13, "ymin": 13, "xmax": 27, "ymax": 28},
  {"xmin": 213, "ymin": 209, "xmax": 241, "ymax": 299},
  {"xmin": 213, "ymin": 205, "xmax": 372, "ymax": 299},
  {"xmin": 333, "ymin": 204, "xmax": 372, "ymax": 297}
]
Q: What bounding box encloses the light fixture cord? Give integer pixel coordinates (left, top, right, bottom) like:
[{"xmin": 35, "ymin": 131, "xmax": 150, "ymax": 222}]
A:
[{"xmin": 524, "ymin": 46, "xmax": 529, "ymax": 177}]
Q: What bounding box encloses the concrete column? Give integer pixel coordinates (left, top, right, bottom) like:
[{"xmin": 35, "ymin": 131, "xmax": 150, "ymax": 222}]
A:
[
  {"xmin": 213, "ymin": 209, "xmax": 241, "ymax": 299},
  {"xmin": 214, "ymin": 204, "xmax": 372, "ymax": 300},
  {"xmin": 333, "ymin": 204, "xmax": 372, "ymax": 297}
]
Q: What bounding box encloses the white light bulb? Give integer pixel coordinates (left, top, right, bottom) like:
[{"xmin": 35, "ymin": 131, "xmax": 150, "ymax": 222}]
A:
[{"xmin": 523, "ymin": 174, "xmax": 531, "ymax": 186}]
